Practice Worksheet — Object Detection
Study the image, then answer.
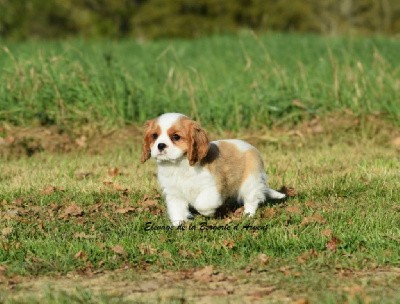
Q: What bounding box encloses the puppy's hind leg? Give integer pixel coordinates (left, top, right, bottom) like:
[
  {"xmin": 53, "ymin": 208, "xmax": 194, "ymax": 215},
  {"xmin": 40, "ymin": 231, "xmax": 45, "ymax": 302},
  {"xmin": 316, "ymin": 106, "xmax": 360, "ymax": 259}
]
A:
[{"xmin": 240, "ymin": 175, "xmax": 266, "ymax": 217}]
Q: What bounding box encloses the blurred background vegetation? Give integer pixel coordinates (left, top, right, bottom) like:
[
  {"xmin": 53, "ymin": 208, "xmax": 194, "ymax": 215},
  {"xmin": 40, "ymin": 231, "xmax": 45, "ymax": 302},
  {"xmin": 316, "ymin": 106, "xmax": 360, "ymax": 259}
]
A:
[{"xmin": 1, "ymin": 0, "xmax": 399, "ymax": 40}]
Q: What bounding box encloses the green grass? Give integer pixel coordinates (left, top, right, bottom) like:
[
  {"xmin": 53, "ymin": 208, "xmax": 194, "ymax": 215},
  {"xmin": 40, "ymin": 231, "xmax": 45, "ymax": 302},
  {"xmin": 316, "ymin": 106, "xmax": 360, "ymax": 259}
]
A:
[
  {"xmin": 1, "ymin": 33, "xmax": 399, "ymax": 129},
  {"xmin": 1, "ymin": 128, "xmax": 399, "ymax": 302},
  {"xmin": 1, "ymin": 132, "xmax": 399, "ymax": 274},
  {"xmin": 1, "ymin": 33, "xmax": 400, "ymax": 302}
]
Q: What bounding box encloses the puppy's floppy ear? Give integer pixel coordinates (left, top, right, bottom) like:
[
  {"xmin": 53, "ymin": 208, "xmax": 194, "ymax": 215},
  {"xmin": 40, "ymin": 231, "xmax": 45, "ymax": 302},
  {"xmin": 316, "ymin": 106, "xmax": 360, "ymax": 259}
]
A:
[
  {"xmin": 141, "ymin": 119, "xmax": 155, "ymax": 163},
  {"xmin": 187, "ymin": 121, "xmax": 209, "ymax": 166}
]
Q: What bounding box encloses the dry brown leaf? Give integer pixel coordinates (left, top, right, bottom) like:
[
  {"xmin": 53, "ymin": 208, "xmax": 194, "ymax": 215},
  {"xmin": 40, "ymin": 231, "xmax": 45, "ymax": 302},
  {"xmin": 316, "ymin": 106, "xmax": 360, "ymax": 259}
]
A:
[
  {"xmin": 108, "ymin": 167, "xmax": 119, "ymax": 177},
  {"xmin": 279, "ymin": 186, "xmax": 296, "ymax": 197},
  {"xmin": 0, "ymin": 265, "xmax": 6, "ymax": 276},
  {"xmin": 112, "ymin": 183, "xmax": 128, "ymax": 192},
  {"xmin": 244, "ymin": 265, "xmax": 253, "ymax": 273},
  {"xmin": 111, "ymin": 244, "xmax": 127, "ymax": 256},
  {"xmin": 326, "ymin": 237, "xmax": 341, "ymax": 252},
  {"xmin": 74, "ymin": 250, "xmax": 87, "ymax": 260},
  {"xmin": 103, "ymin": 181, "xmax": 128, "ymax": 192},
  {"xmin": 60, "ymin": 202, "xmax": 83, "ymax": 218},
  {"xmin": 114, "ymin": 206, "xmax": 136, "ymax": 214},
  {"xmin": 286, "ymin": 205, "xmax": 302, "ymax": 214},
  {"xmin": 392, "ymin": 136, "xmax": 400, "ymax": 150},
  {"xmin": 193, "ymin": 265, "xmax": 214, "ymax": 282},
  {"xmin": 41, "ymin": 185, "xmax": 57, "ymax": 195},
  {"xmin": 1, "ymin": 227, "xmax": 13, "ymax": 237},
  {"xmin": 321, "ymin": 229, "xmax": 333, "ymax": 237},
  {"xmin": 222, "ymin": 239, "xmax": 235, "ymax": 249},
  {"xmin": 257, "ymin": 253, "xmax": 270, "ymax": 265},
  {"xmin": 138, "ymin": 199, "xmax": 158, "ymax": 208},
  {"xmin": 75, "ymin": 135, "xmax": 87, "ymax": 147},
  {"xmin": 279, "ymin": 266, "xmax": 291, "ymax": 276},
  {"xmin": 305, "ymin": 201, "xmax": 317, "ymax": 208},
  {"xmin": 233, "ymin": 206, "xmax": 244, "ymax": 217},
  {"xmin": 249, "ymin": 286, "xmax": 276, "ymax": 299},
  {"xmin": 41, "ymin": 185, "xmax": 64, "ymax": 195},
  {"xmin": 293, "ymin": 298, "xmax": 309, "ymax": 304},
  {"xmin": 138, "ymin": 198, "xmax": 163, "ymax": 215},
  {"xmin": 300, "ymin": 214, "xmax": 326, "ymax": 226},
  {"xmin": 139, "ymin": 243, "xmax": 157, "ymax": 255},
  {"xmin": 262, "ymin": 207, "xmax": 276, "ymax": 219},
  {"xmin": 292, "ymin": 99, "xmax": 306, "ymax": 109},
  {"xmin": 297, "ymin": 249, "xmax": 318, "ymax": 264}
]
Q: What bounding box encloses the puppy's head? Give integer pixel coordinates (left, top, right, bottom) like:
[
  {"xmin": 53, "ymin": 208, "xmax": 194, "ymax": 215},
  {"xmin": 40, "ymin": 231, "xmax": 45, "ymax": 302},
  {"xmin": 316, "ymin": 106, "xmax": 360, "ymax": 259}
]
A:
[{"xmin": 141, "ymin": 113, "xmax": 209, "ymax": 166}]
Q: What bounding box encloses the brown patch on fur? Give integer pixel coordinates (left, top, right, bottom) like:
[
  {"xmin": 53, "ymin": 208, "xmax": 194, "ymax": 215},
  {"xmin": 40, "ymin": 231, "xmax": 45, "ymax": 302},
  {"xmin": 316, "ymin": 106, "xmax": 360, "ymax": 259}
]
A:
[
  {"xmin": 141, "ymin": 119, "xmax": 161, "ymax": 163},
  {"xmin": 202, "ymin": 141, "xmax": 262, "ymax": 200},
  {"xmin": 166, "ymin": 118, "xmax": 190, "ymax": 153},
  {"xmin": 167, "ymin": 117, "xmax": 209, "ymax": 166}
]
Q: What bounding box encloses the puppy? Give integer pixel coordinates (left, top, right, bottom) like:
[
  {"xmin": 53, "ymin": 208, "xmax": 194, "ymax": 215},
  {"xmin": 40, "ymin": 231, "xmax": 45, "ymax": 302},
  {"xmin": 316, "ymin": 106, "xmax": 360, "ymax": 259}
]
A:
[{"xmin": 141, "ymin": 113, "xmax": 285, "ymax": 226}]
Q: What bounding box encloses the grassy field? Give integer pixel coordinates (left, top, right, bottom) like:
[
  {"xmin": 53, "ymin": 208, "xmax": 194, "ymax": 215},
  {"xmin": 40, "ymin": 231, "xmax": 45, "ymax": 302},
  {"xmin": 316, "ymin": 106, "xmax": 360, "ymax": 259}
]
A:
[
  {"xmin": 1, "ymin": 33, "xmax": 400, "ymax": 303},
  {"xmin": 1, "ymin": 33, "xmax": 399, "ymax": 130}
]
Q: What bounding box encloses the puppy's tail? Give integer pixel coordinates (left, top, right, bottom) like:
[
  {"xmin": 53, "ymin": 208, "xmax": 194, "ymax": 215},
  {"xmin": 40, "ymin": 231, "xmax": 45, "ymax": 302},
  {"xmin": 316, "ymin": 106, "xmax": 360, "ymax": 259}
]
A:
[{"xmin": 265, "ymin": 188, "xmax": 286, "ymax": 200}]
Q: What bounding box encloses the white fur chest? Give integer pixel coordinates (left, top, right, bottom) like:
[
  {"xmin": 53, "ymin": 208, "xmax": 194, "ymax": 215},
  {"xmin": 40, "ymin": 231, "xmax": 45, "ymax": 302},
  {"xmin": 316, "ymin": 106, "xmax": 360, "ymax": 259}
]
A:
[{"xmin": 157, "ymin": 159, "xmax": 215, "ymax": 203}]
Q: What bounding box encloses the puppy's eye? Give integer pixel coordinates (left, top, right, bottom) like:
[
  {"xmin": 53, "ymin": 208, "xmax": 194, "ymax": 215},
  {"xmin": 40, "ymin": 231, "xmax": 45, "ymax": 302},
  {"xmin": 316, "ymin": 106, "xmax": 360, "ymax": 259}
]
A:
[
  {"xmin": 171, "ymin": 134, "xmax": 180, "ymax": 141},
  {"xmin": 152, "ymin": 133, "xmax": 158, "ymax": 140}
]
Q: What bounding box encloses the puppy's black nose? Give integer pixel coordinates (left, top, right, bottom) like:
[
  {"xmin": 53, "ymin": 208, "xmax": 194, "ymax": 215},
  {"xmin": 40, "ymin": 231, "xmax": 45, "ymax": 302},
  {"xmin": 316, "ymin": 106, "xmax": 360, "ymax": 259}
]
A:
[{"xmin": 158, "ymin": 143, "xmax": 167, "ymax": 151}]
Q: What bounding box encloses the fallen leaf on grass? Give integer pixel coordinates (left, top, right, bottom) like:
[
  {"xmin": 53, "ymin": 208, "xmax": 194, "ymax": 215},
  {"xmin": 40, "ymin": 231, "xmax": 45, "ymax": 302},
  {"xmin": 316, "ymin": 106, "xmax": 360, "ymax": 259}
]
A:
[
  {"xmin": 138, "ymin": 199, "xmax": 158, "ymax": 209},
  {"xmin": 111, "ymin": 245, "xmax": 127, "ymax": 256},
  {"xmin": 300, "ymin": 214, "xmax": 326, "ymax": 226},
  {"xmin": 233, "ymin": 206, "xmax": 244, "ymax": 217},
  {"xmin": 257, "ymin": 253, "xmax": 271, "ymax": 265},
  {"xmin": 392, "ymin": 136, "xmax": 400, "ymax": 150},
  {"xmin": 60, "ymin": 202, "xmax": 83, "ymax": 218},
  {"xmin": 326, "ymin": 236, "xmax": 341, "ymax": 252},
  {"xmin": 279, "ymin": 266, "xmax": 291, "ymax": 276},
  {"xmin": 305, "ymin": 201, "xmax": 317, "ymax": 208},
  {"xmin": 0, "ymin": 265, "xmax": 9, "ymax": 282},
  {"xmin": 279, "ymin": 186, "xmax": 296, "ymax": 197},
  {"xmin": 321, "ymin": 228, "xmax": 333, "ymax": 237},
  {"xmin": 114, "ymin": 206, "xmax": 136, "ymax": 214},
  {"xmin": 292, "ymin": 99, "xmax": 306, "ymax": 109},
  {"xmin": 103, "ymin": 181, "xmax": 128, "ymax": 192},
  {"xmin": 139, "ymin": 243, "xmax": 157, "ymax": 255},
  {"xmin": 222, "ymin": 239, "xmax": 235, "ymax": 249},
  {"xmin": 193, "ymin": 265, "xmax": 226, "ymax": 282},
  {"xmin": 0, "ymin": 265, "xmax": 6, "ymax": 275},
  {"xmin": 293, "ymin": 298, "xmax": 309, "ymax": 304},
  {"xmin": 297, "ymin": 249, "xmax": 318, "ymax": 264},
  {"xmin": 285, "ymin": 205, "xmax": 302, "ymax": 214},
  {"xmin": 1, "ymin": 227, "xmax": 13, "ymax": 238},
  {"xmin": 41, "ymin": 185, "xmax": 65, "ymax": 195},
  {"xmin": 137, "ymin": 196, "xmax": 163, "ymax": 215},
  {"xmin": 74, "ymin": 250, "xmax": 87, "ymax": 260},
  {"xmin": 261, "ymin": 207, "xmax": 276, "ymax": 219},
  {"xmin": 107, "ymin": 167, "xmax": 119, "ymax": 177},
  {"xmin": 249, "ymin": 286, "xmax": 276, "ymax": 299},
  {"xmin": 75, "ymin": 135, "xmax": 87, "ymax": 147}
]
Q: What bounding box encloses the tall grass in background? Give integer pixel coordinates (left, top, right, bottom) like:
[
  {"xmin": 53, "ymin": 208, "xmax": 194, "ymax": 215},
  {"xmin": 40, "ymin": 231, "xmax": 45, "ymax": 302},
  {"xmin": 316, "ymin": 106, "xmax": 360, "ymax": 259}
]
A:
[{"xmin": 0, "ymin": 33, "xmax": 399, "ymax": 130}]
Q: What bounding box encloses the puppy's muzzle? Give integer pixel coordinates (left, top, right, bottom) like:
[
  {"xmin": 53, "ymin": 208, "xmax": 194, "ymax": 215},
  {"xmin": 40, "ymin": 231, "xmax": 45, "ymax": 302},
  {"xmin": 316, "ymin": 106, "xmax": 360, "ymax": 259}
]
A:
[{"xmin": 158, "ymin": 143, "xmax": 167, "ymax": 151}]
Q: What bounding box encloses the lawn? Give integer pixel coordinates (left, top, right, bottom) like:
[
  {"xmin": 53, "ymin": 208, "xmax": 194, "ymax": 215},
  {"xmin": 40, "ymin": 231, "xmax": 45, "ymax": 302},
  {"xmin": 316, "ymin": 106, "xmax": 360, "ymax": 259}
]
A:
[{"xmin": 1, "ymin": 33, "xmax": 400, "ymax": 303}]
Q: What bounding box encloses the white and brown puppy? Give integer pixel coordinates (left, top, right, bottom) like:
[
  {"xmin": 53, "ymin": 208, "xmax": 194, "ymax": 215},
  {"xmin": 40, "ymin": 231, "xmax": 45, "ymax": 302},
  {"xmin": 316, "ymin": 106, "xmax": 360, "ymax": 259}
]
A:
[{"xmin": 141, "ymin": 113, "xmax": 285, "ymax": 226}]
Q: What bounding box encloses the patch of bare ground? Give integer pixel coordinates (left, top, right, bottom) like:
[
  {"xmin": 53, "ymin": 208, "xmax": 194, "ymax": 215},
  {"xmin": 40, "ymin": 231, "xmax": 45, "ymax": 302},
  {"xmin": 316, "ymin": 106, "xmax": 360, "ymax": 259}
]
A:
[
  {"xmin": 1, "ymin": 112, "xmax": 399, "ymax": 158},
  {"xmin": 0, "ymin": 125, "xmax": 143, "ymax": 158},
  {"xmin": 1, "ymin": 266, "xmax": 400, "ymax": 303}
]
